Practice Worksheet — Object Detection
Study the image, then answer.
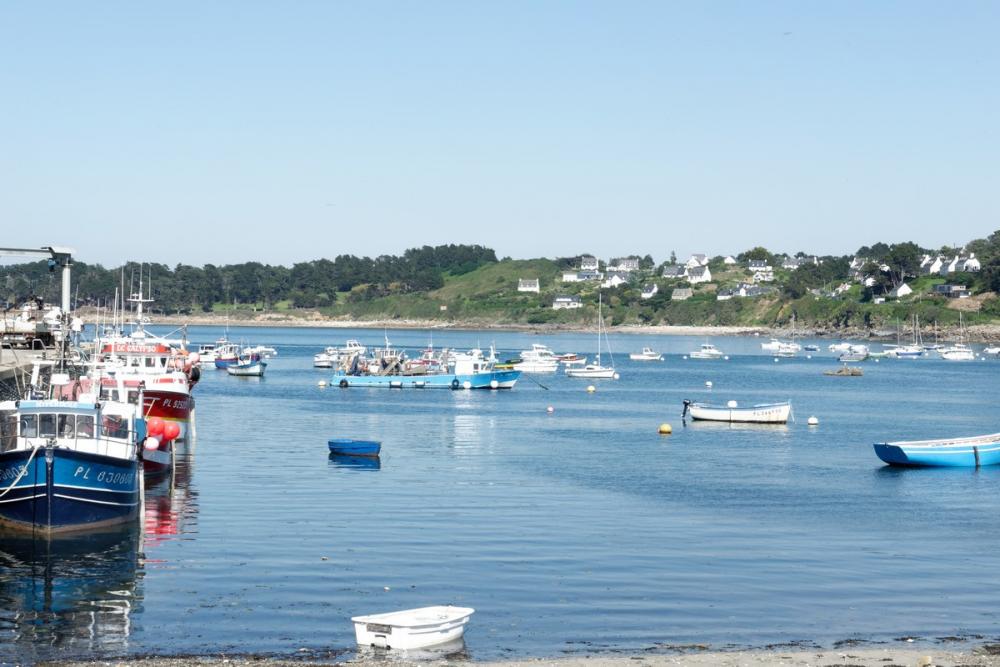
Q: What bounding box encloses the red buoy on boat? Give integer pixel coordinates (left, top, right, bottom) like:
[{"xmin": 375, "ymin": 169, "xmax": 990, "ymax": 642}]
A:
[
  {"xmin": 162, "ymin": 421, "xmax": 181, "ymax": 441},
  {"xmin": 147, "ymin": 417, "xmax": 165, "ymax": 437}
]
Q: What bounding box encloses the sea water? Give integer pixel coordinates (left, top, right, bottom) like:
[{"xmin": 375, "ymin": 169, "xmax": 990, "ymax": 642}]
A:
[{"xmin": 2, "ymin": 326, "xmax": 1000, "ymax": 663}]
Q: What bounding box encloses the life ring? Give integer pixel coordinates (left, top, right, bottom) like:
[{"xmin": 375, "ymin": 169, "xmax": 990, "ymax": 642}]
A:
[
  {"xmin": 339, "ymin": 379, "xmax": 349, "ymax": 388},
  {"xmin": 451, "ymin": 379, "xmax": 460, "ymax": 390}
]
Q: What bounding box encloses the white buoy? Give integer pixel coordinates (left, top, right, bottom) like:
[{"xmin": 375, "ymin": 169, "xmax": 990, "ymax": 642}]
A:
[
  {"xmin": 724, "ymin": 355, "xmax": 729, "ymax": 360},
  {"xmin": 774, "ymin": 357, "xmax": 779, "ymax": 363},
  {"xmin": 463, "ymin": 381, "xmax": 472, "ymax": 390},
  {"xmin": 683, "ymin": 355, "xmax": 688, "ymax": 360},
  {"xmin": 489, "ymin": 379, "xmax": 499, "ymax": 389},
  {"xmin": 705, "ymin": 380, "xmax": 713, "ymax": 388},
  {"xmin": 727, "ymin": 400, "xmax": 738, "ymax": 408},
  {"xmin": 318, "ymin": 380, "xmax": 327, "ymax": 387},
  {"xmin": 546, "ymin": 406, "xmax": 554, "ymax": 413},
  {"xmin": 613, "ymin": 373, "xmax": 620, "ymax": 380},
  {"xmin": 586, "ymin": 385, "xmax": 596, "ymax": 393},
  {"xmin": 807, "ymin": 416, "xmax": 819, "ymax": 426},
  {"xmin": 806, "ymin": 354, "xmax": 812, "ymax": 360}
]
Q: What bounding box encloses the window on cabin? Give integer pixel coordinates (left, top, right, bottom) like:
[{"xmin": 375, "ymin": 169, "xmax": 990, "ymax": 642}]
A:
[
  {"xmin": 1, "ymin": 415, "xmax": 17, "ymax": 450},
  {"xmin": 77, "ymin": 415, "xmax": 95, "ymax": 438},
  {"xmin": 127, "ymin": 390, "xmax": 139, "ymax": 405},
  {"xmin": 58, "ymin": 414, "xmax": 76, "ymax": 438},
  {"xmin": 39, "ymin": 414, "xmax": 57, "ymax": 437},
  {"xmin": 102, "ymin": 415, "xmax": 128, "ymax": 438},
  {"xmin": 145, "ymin": 357, "xmax": 156, "ymax": 368},
  {"xmin": 19, "ymin": 415, "xmax": 38, "ymax": 438}
]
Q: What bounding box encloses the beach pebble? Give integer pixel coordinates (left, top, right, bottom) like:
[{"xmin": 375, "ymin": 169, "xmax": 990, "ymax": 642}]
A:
[{"xmin": 918, "ymin": 656, "xmax": 933, "ymax": 666}]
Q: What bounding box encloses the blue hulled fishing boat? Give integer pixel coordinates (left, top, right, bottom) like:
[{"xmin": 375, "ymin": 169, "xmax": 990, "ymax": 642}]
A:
[
  {"xmin": 873, "ymin": 432, "xmax": 1000, "ymax": 467},
  {"xmin": 0, "ymin": 366, "xmax": 145, "ymax": 534},
  {"xmin": 332, "ymin": 348, "xmax": 520, "ymax": 389}
]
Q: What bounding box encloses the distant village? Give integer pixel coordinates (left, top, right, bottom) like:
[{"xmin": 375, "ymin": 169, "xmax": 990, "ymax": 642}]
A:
[{"xmin": 517, "ymin": 249, "xmax": 984, "ymax": 311}]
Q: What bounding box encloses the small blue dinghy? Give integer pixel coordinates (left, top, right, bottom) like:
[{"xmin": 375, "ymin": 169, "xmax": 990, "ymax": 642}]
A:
[
  {"xmin": 328, "ymin": 438, "xmax": 381, "ymax": 457},
  {"xmin": 874, "ymin": 432, "xmax": 1000, "ymax": 467}
]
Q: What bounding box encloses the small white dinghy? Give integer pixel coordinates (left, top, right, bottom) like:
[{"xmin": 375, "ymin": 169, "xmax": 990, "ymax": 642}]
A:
[{"xmin": 351, "ymin": 605, "xmax": 475, "ymax": 649}]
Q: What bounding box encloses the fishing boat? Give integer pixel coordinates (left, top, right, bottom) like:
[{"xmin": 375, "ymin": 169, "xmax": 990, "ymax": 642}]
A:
[
  {"xmin": 682, "ymin": 399, "xmax": 791, "ymax": 424},
  {"xmin": 873, "ymin": 432, "xmax": 1000, "ymax": 467},
  {"xmin": 226, "ymin": 352, "xmax": 266, "ymax": 377},
  {"xmin": 566, "ymin": 294, "xmax": 617, "ymax": 379},
  {"xmin": 351, "ymin": 605, "xmax": 475, "ymax": 650},
  {"xmin": 838, "ymin": 344, "xmax": 869, "ymax": 362},
  {"xmin": 557, "ymin": 352, "xmax": 587, "ymax": 366},
  {"xmin": 629, "ymin": 347, "xmax": 663, "ymax": 361},
  {"xmin": 328, "ymin": 439, "xmax": 381, "ymax": 457},
  {"xmin": 213, "ymin": 342, "xmax": 241, "ymax": 368},
  {"xmin": 333, "ymin": 348, "xmax": 520, "ymax": 389},
  {"xmin": 0, "ymin": 366, "xmax": 145, "ymax": 534},
  {"xmin": 689, "ymin": 343, "xmax": 724, "ymax": 359}
]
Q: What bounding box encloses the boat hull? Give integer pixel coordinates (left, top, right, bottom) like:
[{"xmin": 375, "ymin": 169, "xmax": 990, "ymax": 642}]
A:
[
  {"xmin": 874, "ymin": 434, "xmax": 1000, "ymax": 467},
  {"xmin": 328, "ymin": 439, "xmax": 381, "ymax": 457},
  {"xmin": 332, "ymin": 369, "xmax": 520, "ymax": 389},
  {"xmin": 0, "ymin": 447, "xmax": 140, "ymax": 535},
  {"xmin": 352, "ymin": 605, "xmax": 474, "ymax": 650},
  {"xmin": 686, "ymin": 402, "xmax": 791, "ymax": 424}
]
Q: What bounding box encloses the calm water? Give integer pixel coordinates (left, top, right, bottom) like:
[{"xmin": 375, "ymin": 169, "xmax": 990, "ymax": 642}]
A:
[{"xmin": 3, "ymin": 326, "xmax": 1000, "ymax": 664}]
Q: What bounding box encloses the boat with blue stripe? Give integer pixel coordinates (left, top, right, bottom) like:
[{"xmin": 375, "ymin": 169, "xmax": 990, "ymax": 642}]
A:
[
  {"xmin": 332, "ymin": 349, "xmax": 520, "ymax": 389},
  {"xmin": 0, "ymin": 375, "xmax": 145, "ymax": 534},
  {"xmin": 873, "ymin": 432, "xmax": 1000, "ymax": 467},
  {"xmin": 328, "ymin": 439, "xmax": 381, "ymax": 457}
]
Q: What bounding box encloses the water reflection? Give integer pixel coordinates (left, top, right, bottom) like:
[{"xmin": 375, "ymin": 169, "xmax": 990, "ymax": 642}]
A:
[
  {"xmin": 328, "ymin": 454, "xmax": 381, "ymax": 471},
  {"xmin": 0, "ymin": 527, "xmax": 142, "ymax": 663},
  {"xmin": 143, "ymin": 450, "xmax": 198, "ymax": 548}
]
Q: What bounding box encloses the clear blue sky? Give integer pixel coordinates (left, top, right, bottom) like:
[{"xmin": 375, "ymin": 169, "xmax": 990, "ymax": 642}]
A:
[{"xmin": 1, "ymin": 2, "xmax": 997, "ymax": 268}]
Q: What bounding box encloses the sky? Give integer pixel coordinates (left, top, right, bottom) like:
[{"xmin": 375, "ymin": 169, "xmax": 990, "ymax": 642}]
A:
[{"xmin": 1, "ymin": 2, "xmax": 997, "ymax": 268}]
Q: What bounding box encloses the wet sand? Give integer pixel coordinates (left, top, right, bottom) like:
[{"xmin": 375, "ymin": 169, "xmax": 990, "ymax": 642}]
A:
[{"xmin": 37, "ymin": 642, "xmax": 1000, "ymax": 667}]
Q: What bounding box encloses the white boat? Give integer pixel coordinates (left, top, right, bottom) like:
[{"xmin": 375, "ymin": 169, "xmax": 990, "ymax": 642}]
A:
[
  {"xmin": 244, "ymin": 344, "xmax": 277, "ymax": 358},
  {"xmin": 838, "ymin": 344, "xmax": 869, "ymax": 362},
  {"xmin": 682, "ymin": 399, "xmax": 791, "ymax": 424},
  {"xmin": 566, "ymin": 294, "xmax": 617, "ymax": 379},
  {"xmin": 629, "ymin": 347, "xmax": 663, "ymax": 361},
  {"xmin": 940, "ymin": 343, "xmax": 975, "ymax": 361},
  {"xmin": 984, "ymin": 346, "xmax": 1000, "ymax": 356},
  {"xmin": 940, "ymin": 314, "xmax": 975, "ymax": 361},
  {"xmin": 828, "ymin": 342, "xmax": 854, "ymax": 353},
  {"xmin": 557, "ymin": 353, "xmax": 587, "ymax": 366},
  {"xmin": 351, "ymin": 605, "xmax": 475, "ymax": 650},
  {"xmin": 883, "ymin": 344, "xmax": 924, "ymax": 359},
  {"xmin": 689, "ymin": 343, "xmax": 723, "ymax": 359},
  {"xmin": 313, "ymin": 346, "xmax": 339, "ymax": 368},
  {"xmin": 513, "ymin": 343, "xmax": 559, "ymax": 373}
]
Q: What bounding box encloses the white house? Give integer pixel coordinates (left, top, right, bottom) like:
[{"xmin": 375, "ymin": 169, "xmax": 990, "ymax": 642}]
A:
[
  {"xmin": 888, "ymin": 283, "xmax": 913, "ymax": 299},
  {"xmin": 687, "ymin": 265, "xmax": 712, "ymax": 284},
  {"xmin": 580, "ymin": 256, "xmax": 599, "ymax": 271},
  {"xmin": 602, "ymin": 272, "xmax": 629, "ymax": 289},
  {"xmin": 748, "ymin": 260, "xmax": 773, "ymax": 283},
  {"xmin": 640, "ymin": 284, "xmax": 659, "ymax": 300},
  {"xmin": 685, "ymin": 254, "xmax": 709, "ymax": 269},
  {"xmin": 941, "ymin": 256, "xmax": 963, "ymax": 275},
  {"xmin": 562, "ymin": 271, "xmax": 582, "ymax": 283},
  {"xmin": 717, "ymin": 288, "xmax": 734, "ymax": 301},
  {"xmin": 922, "ymin": 255, "xmax": 944, "ymax": 275},
  {"xmin": 609, "ymin": 257, "xmax": 641, "ymax": 272},
  {"xmin": 517, "ymin": 278, "xmax": 540, "ymax": 293},
  {"xmin": 661, "ymin": 265, "xmax": 686, "ymax": 279},
  {"xmin": 671, "ymin": 287, "xmax": 693, "ymax": 301},
  {"xmin": 723, "ymin": 255, "xmax": 737, "ymax": 265},
  {"xmin": 963, "ymin": 253, "xmax": 981, "ymax": 272},
  {"xmin": 552, "ymin": 295, "xmax": 583, "ymax": 310}
]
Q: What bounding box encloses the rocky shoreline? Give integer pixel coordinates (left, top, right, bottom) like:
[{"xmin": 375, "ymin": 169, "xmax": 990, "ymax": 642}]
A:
[{"xmin": 125, "ymin": 311, "xmax": 1000, "ymax": 344}]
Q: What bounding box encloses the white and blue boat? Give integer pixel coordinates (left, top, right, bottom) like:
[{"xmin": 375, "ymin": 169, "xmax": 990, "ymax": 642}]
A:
[
  {"xmin": 874, "ymin": 432, "xmax": 1000, "ymax": 467},
  {"xmin": 0, "ymin": 370, "xmax": 145, "ymax": 535},
  {"xmin": 328, "ymin": 439, "xmax": 381, "ymax": 457},
  {"xmin": 333, "ymin": 349, "xmax": 520, "ymax": 390}
]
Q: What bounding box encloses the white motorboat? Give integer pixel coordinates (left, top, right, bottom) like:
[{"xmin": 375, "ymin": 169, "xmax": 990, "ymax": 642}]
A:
[
  {"xmin": 828, "ymin": 342, "xmax": 854, "ymax": 353},
  {"xmin": 838, "ymin": 344, "xmax": 869, "ymax": 362},
  {"xmin": 629, "ymin": 347, "xmax": 663, "ymax": 361},
  {"xmin": 682, "ymin": 399, "xmax": 791, "ymax": 424},
  {"xmin": 351, "ymin": 605, "xmax": 475, "ymax": 650},
  {"xmin": 557, "ymin": 353, "xmax": 587, "ymax": 366},
  {"xmin": 313, "ymin": 346, "xmax": 339, "ymax": 368},
  {"xmin": 940, "ymin": 343, "xmax": 975, "ymax": 361},
  {"xmin": 883, "ymin": 344, "xmax": 924, "ymax": 359},
  {"xmin": 984, "ymin": 346, "xmax": 1000, "ymax": 356},
  {"xmin": 513, "ymin": 343, "xmax": 559, "ymax": 373},
  {"xmin": 689, "ymin": 343, "xmax": 723, "ymax": 359}
]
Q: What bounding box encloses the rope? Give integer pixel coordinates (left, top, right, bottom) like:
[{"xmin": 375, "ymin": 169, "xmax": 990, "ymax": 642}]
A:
[{"xmin": 0, "ymin": 442, "xmax": 43, "ymax": 499}]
